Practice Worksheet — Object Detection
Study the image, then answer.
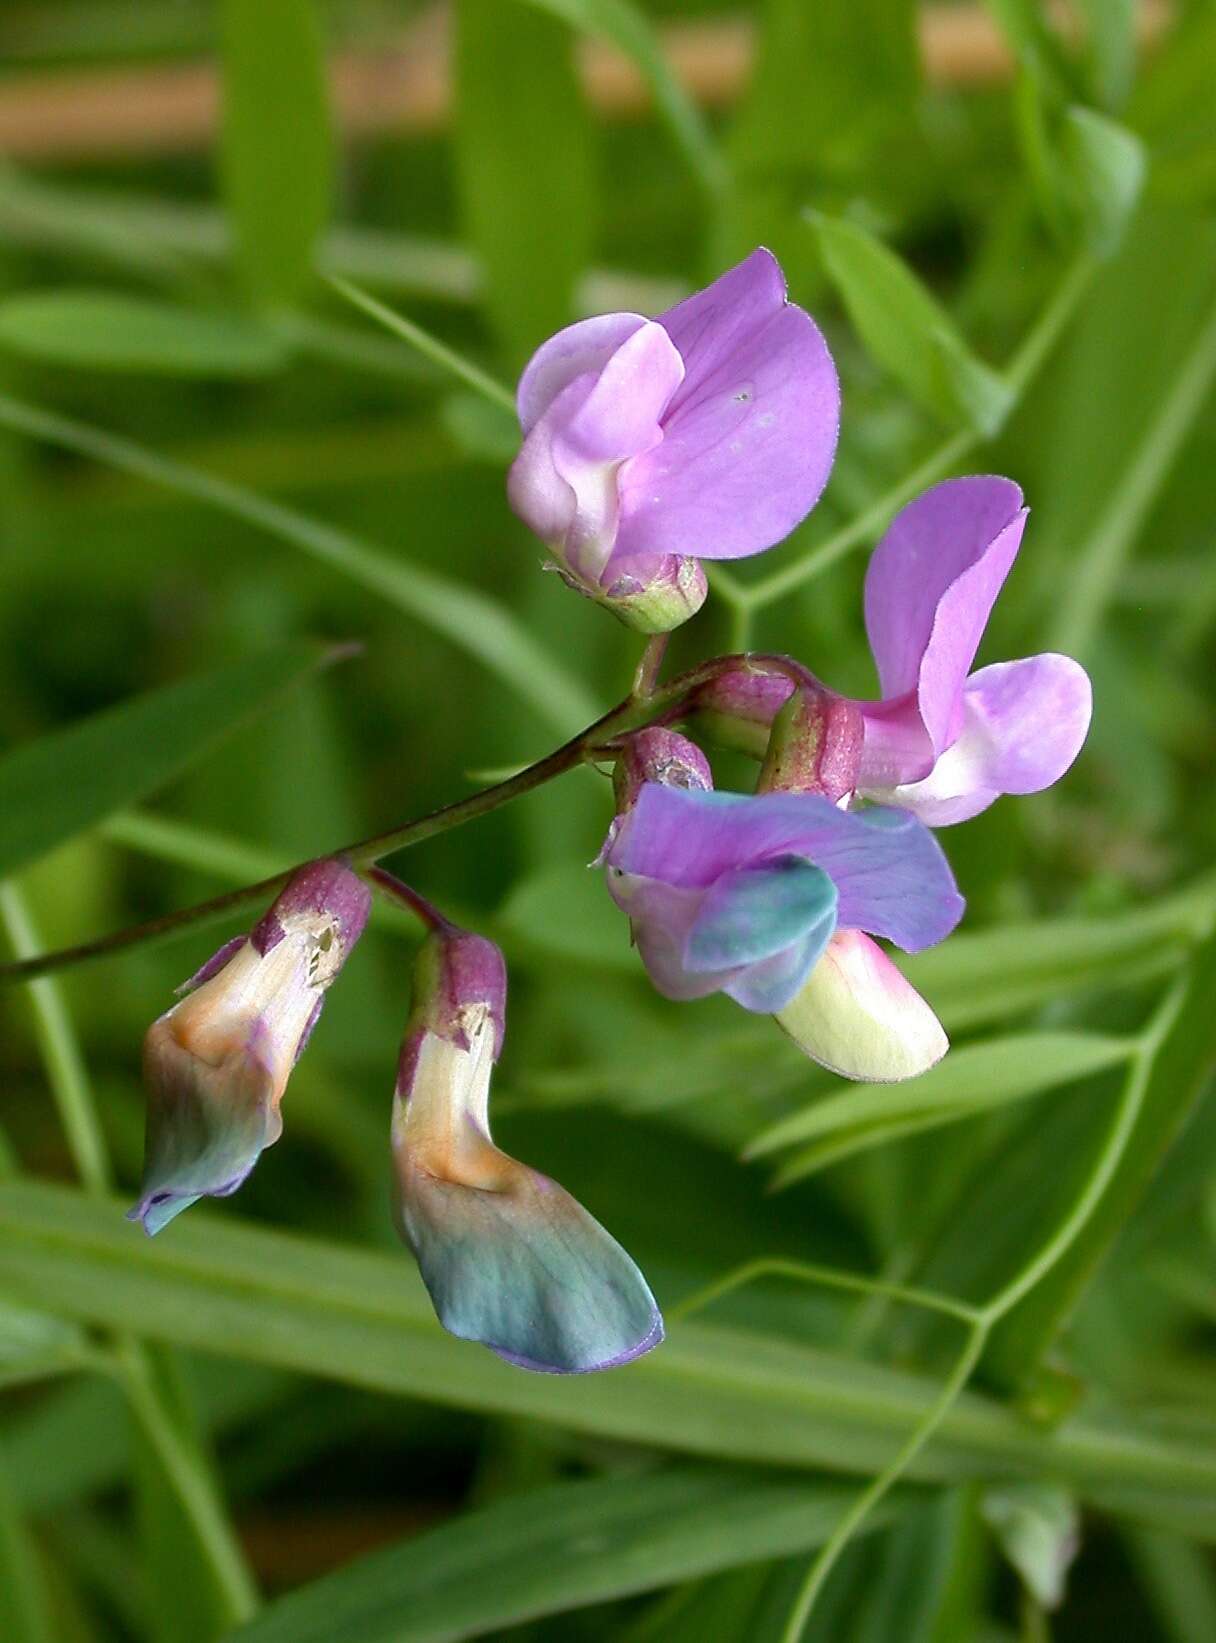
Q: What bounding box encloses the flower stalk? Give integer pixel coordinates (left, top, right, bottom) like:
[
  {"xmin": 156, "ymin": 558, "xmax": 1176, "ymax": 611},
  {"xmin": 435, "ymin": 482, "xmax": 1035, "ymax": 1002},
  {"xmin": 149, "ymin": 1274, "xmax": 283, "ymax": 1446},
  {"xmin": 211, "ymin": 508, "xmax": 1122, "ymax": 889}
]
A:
[{"xmin": 0, "ymin": 650, "xmax": 821, "ymax": 989}]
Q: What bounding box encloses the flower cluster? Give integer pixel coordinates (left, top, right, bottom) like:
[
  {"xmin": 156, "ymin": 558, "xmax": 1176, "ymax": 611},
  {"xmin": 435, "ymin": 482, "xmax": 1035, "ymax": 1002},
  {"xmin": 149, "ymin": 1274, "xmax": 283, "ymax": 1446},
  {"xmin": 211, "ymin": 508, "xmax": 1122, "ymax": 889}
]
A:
[{"xmin": 129, "ymin": 248, "xmax": 1092, "ymax": 1378}]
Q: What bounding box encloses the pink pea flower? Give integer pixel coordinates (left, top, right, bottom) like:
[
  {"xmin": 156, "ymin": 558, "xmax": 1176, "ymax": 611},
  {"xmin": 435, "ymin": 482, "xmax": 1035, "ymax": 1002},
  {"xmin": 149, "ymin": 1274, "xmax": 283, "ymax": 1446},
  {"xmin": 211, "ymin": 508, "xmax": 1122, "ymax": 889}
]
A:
[
  {"xmin": 507, "ymin": 248, "xmax": 839, "ymax": 630},
  {"xmin": 601, "ymin": 784, "xmax": 963, "ymax": 1018},
  {"xmin": 858, "ymin": 476, "xmax": 1092, "ymax": 824},
  {"xmin": 697, "ymin": 477, "xmax": 1092, "ymax": 825}
]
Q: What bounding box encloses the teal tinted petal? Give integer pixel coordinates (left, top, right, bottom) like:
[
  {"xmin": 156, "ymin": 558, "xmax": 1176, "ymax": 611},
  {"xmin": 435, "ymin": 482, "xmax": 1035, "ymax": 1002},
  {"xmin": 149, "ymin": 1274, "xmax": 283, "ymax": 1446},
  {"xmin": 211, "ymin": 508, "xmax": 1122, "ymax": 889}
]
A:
[
  {"xmin": 685, "ymin": 857, "xmax": 837, "ymax": 972},
  {"xmin": 397, "ymin": 1151, "xmax": 663, "ymax": 1375},
  {"xmin": 129, "ymin": 1024, "xmax": 279, "ymax": 1236},
  {"xmin": 722, "ymin": 920, "xmax": 836, "ymax": 1013},
  {"xmin": 394, "ymin": 1009, "xmax": 662, "ymax": 1375}
]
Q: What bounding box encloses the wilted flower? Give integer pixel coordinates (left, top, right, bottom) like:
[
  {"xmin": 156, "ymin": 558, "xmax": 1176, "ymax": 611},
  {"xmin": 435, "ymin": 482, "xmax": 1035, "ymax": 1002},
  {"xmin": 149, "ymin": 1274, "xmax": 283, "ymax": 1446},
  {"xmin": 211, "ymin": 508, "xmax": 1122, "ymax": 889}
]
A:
[
  {"xmin": 601, "ymin": 783, "xmax": 963, "ymax": 1018},
  {"xmin": 507, "ymin": 248, "xmax": 839, "ymax": 631},
  {"xmin": 392, "ymin": 919, "xmax": 662, "ymax": 1374},
  {"xmin": 130, "ymin": 859, "xmax": 371, "ymax": 1235}
]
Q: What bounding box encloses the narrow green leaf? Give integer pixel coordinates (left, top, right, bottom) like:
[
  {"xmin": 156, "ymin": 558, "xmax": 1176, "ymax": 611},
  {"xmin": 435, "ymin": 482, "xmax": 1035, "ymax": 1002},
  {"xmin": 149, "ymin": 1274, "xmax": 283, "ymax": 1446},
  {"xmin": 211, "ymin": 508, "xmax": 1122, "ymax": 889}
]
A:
[
  {"xmin": 229, "ymin": 1467, "xmax": 897, "ymax": 1643},
  {"xmin": 440, "ymin": 392, "xmax": 520, "ymax": 463},
  {"xmin": 0, "ymin": 393, "xmax": 595, "ymax": 735},
  {"xmin": 0, "ymin": 290, "xmax": 287, "ymax": 377},
  {"xmin": 1061, "ymin": 108, "xmax": 1147, "ymax": 259},
  {"xmin": 722, "ymin": 0, "xmax": 919, "ymax": 278},
  {"xmin": 3, "ymin": 1360, "xmax": 285, "ymax": 1514},
  {"xmin": 750, "ymin": 1034, "xmax": 1134, "ymax": 1161},
  {"xmin": 851, "ymin": 1492, "xmax": 983, "ymax": 1643},
  {"xmin": 903, "ymin": 876, "xmax": 1216, "ymax": 1031},
  {"xmin": 811, "ymin": 214, "xmax": 1010, "ymax": 432},
  {"xmin": 0, "ymin": 642, "xmax": 341, "ymax": 881},
  {"xmin": 1078, "ymin": 0, "xmax": 1136, "ymax": 108},
  {"xmin": 132, "ymin": 1344, "xmax": 235, "ymax": 1643},
  {"xmin": 456, "ymin": 0, "xmax": 592, "ymax": 362},
  {"xmin": 523, "ymin": 0, "xmax": 725, "ymax": 198},
  {"xmin": 0, "ymin": 1181, "xmax": 1214, "ymax": 1529},
  {"xmin": 986, "ymin": 925, "xmax": 1216, "ymax": 1392},
  {"xmin": 218, "ymin": 0, "xmax": 333, "ymax": 306},
  {"xmin": 500, "ymin": 860, "xmax": 631, "ymax": 968},
  {"xmin": 0, "ymin": 1460, "xmax": 52, "ymax": 1643},
  {"xmin": 1124, "ymin": 1524, "xmax": 1216, "ymax": 1643},
  {"xmin": 982, "ymin": 0, "xmax": 1073, "ymax": 102}
]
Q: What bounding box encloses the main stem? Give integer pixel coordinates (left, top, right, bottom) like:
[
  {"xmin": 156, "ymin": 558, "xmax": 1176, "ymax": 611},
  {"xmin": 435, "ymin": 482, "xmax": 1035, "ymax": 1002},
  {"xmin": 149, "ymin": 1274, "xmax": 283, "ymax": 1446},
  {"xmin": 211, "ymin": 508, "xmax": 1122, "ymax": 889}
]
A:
[{"xmin": 0, "ymin": 651, "xmax": 794, "ymax": 986}]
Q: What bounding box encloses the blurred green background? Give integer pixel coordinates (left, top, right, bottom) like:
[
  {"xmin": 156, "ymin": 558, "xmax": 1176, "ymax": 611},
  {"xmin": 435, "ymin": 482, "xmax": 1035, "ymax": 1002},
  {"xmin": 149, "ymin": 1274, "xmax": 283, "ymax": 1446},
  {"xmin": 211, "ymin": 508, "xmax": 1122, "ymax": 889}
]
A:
[{"xmin": 1, "ymin": 2, "xmax": 1215, "ymax": 1639}]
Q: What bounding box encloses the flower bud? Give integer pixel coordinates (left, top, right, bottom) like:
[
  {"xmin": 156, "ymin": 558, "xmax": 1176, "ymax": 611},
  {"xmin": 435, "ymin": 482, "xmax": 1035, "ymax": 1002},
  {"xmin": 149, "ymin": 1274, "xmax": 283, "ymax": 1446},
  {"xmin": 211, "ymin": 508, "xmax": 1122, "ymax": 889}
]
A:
[
  {"xmin": 392, "ymin": 924, "xmax": 662, "ymax": 1374},
  {"xmin": 690, "ymin": 664, "xmax": 795, "ymax": 758},
  {"xmin": 130, "ymin": 859, "xmax": 371, "ymax": 1235},
  {"xmin": 758, "ymin": 683, "xmax": 863, "ymax": 803},
  {"xmin": 612, "ymin": 727, "xmax": 712, "ymax": 815},
  {"xmin": 556, "ymin": 551, "xmax": 708, "ymax": 635}
]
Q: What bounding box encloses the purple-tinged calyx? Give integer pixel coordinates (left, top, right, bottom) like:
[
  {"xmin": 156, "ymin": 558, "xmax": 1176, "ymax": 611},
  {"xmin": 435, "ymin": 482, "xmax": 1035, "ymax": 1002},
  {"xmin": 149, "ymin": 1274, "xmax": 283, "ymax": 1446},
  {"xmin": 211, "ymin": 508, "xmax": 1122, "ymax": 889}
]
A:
[
  {"xmin": 691, "ymin": 663, "xmax": 797, "ymax": 758},
  {"xmin": 129, "ymin": 858, "xmax": 370, "ymax": 1236},
  {"xmin": 612, "ymin": 727, "xmax": 713, "ymax": 815},
  {"xmin": 507, "ymin": 248, "xmax": 840, "ymax": 632},
  {"xmin": 758, "ymin": 683, "xmax": 862, "ymax": 803},
  {"xmin": 392, "ymin": 923, "xmax": 662, "ymax": 1374}
]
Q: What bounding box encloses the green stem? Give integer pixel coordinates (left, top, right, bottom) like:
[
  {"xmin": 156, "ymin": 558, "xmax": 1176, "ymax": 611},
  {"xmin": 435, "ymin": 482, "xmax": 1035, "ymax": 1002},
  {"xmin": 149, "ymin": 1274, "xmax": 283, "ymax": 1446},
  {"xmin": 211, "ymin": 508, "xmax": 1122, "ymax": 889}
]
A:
[
  {"xmin": 0, "ymin": 392, "xmax": 594, "ymax": 736},
  {"xmin": 0, "ymin": 886, "xmax": 258, "ymax": 1625},
  {"xmin": 669, "ymin": 1256, "xmax": 982, "ymax": 1328},
  {"xmin": 0, "ymin": 883, "xmax": 110, "ymax": 1193},
  {"xmin": 325, "ymin": 274, "xmax": 517, "ymax": 411},
  {"xmin": 631, "ymin": 633, "xmax": 670, "ymax": 699},
  {"xmin": 0, "ymin": 650, "xmax": 780, "ymax": 987},
  {"xmin": 110, "ymin": 1340, "xmax": 258, "ymax": 1625},
  {"xmin": 1049, "ymin": 288, "xmax": 1216, "ymax": 659},
  {"xmin": 745, "ymin": 253, "xmax": 1097, "ymax": 610},
  {"xmin": 0, "ymin": 1456, "xmax": 52, "ymax": 1643},
  {"xmin": 745, "ymin": 429, "xmax": 975, "ymax": 608},
  {"xmin": 781, "ymin": 969, "xmax": 1190, "ymax": 1636},
  {"xmin": 977, "ymin": 977, "xmax": 1187, "ymax": 1322},
  {"xmin": 782, "ymin": 1322, "xmax": 990, "ymax": 1640}
]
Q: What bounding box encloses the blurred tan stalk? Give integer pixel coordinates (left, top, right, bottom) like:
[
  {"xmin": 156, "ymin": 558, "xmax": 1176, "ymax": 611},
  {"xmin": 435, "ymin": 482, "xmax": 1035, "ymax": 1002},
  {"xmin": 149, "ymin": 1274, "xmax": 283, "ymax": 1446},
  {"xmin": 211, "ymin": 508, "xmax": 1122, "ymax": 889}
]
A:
[{"xmin": 0, "ymin": 1, "xmax": 1174, "ymax": 164}]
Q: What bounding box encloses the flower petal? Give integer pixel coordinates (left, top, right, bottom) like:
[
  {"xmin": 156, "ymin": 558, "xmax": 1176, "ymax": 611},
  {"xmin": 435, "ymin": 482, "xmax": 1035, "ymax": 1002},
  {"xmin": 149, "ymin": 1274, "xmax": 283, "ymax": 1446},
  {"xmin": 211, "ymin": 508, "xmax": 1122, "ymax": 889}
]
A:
[
  {"xmin": 776, "ymin": 929, "xmax": 948, "ymax": 1081},
  {"xmin": 395, "ymin": 1024, "xmax": 661, "ymax": 1374},
  {"xmin": 606, "ymin": 786, "xmax": 964, "ymax": 952},
  {"xmin": 516, "ymin": 311, "xmax": 650, "ymax": 434},
  {"xmin": 509, "ymin": 323, "xmax": 685, "ymax": 579},
  {"xmin": 685, "ymin": 858, "xmax": 837, "ymax": 973},
  {"xmin": 722, "ymin": 926, "xmax": 836, "ymax": 1014},
  {"xmin": 129, "ymin": 1019, "xmax": 280, "ymax": 1235},
  {"xmin": 864, "ymin": 477, "xmax": 1026, "ymax": 751},
  {"xmin": 871, "ymin": 654, "xmax": 1093, "ymax": 826},
  {"xmin": 612, "ymin": 249, "xmax": 840, "ymax": 563},
  {"xmin": 605, "ymin": 872, "xmax": 720, "ymax": 1001}
]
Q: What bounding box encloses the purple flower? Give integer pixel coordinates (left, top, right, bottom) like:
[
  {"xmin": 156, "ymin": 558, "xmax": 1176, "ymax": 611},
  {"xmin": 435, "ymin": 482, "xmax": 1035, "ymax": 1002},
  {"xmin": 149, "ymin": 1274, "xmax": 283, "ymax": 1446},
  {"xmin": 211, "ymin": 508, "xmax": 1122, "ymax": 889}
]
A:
[
  {"xmin": 693, "ymin": 478, "xmax": 1092, "ymax": 824},
  {"xmin": 856, "ymin": 477, "xmax": 1092, "ymax": 824},
  {"xmin": 601, "ymin": 784, "xmax": 963, "ymax": 1016},
  {"xmin": 130, "ymin": 860, "xmax": 371, "ymax": 1235},
  {"xmin": 507, "ymin": 249, "xmax": 839, "ymax": 630},
  {"xmin": 393, "ymin": 921, "xmax": 662, "ymax": 1374}
]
